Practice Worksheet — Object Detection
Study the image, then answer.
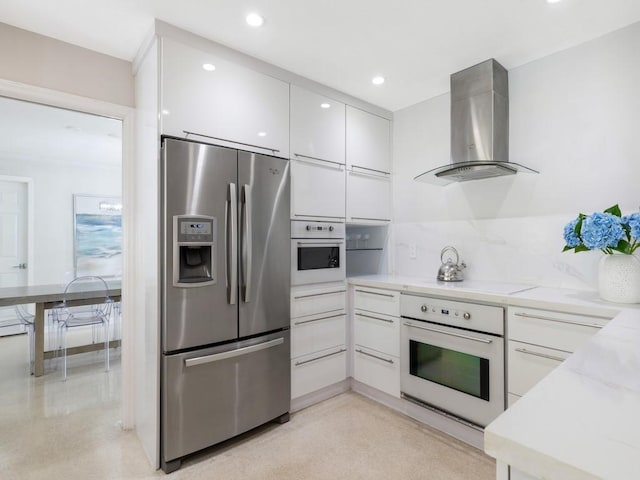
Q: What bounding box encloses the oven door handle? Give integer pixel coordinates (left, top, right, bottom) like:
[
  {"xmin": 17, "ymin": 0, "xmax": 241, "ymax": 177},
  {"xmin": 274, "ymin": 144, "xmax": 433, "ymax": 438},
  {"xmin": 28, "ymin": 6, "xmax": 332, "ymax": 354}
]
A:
[
  {"xmin": 403, "ymin": 322, "xmax": 493, "ymax": 344},
  {"xmin": 296, "ymin": 241, "xmax": 344, "ymax": 247}
]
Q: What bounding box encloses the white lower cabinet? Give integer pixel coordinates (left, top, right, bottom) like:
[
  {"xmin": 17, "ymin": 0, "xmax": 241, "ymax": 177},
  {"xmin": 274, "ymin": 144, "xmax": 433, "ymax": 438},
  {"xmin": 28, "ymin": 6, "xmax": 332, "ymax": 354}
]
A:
[
  {"xmin": 352, "ymin": 286, "xmax": 401, "ymax": 398},
  {"xmin": 291, "ymin": 284, "xmax": 347, "ymax": 400},
  {"xmin": 507, "ymin": 306, "xmax": 610, "ymax": 402}
]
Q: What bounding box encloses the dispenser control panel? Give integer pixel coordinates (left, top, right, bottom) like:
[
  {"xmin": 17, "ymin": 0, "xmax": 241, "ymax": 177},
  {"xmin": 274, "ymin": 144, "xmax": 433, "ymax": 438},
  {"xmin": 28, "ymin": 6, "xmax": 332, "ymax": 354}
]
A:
[
  {"xmin": 177, "ymin": 218, "xmax": 214, "ymax": 243},
  {"xmin": 173, "ymin": 215, "xmax": 216, "ymax": 287}
]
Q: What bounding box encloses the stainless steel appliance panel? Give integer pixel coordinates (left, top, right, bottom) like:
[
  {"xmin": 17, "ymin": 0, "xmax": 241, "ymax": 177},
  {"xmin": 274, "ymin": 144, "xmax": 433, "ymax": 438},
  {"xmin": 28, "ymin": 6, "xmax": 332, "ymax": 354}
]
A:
[
  {"xmin": 290, "ymin": 220, "xmax": 346, "ymax": 286},
  {"xmin": 238, "ymin": 151, "xmax": 290, "ymax": 337},
  {"xmin": 162, "ymin": 138, "xmax": 239, "ymax": 352},
  {"xmin": 162, "ymin": 330, "xmax": 290, "ymax": 462}
]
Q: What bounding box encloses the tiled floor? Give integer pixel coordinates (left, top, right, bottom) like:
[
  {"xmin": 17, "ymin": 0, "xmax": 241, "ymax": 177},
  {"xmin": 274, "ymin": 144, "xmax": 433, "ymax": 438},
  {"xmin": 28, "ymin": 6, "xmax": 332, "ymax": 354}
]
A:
[{"xmin": 0, "ymin": 333, "xmax": 495, "ymax": 479}]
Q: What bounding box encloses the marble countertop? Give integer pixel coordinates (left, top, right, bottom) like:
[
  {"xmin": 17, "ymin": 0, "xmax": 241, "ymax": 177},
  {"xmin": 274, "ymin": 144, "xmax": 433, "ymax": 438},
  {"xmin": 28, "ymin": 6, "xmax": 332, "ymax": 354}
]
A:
[{"xmin": 348, "ymin": 274, "xmax": 640, "ymax": 478}]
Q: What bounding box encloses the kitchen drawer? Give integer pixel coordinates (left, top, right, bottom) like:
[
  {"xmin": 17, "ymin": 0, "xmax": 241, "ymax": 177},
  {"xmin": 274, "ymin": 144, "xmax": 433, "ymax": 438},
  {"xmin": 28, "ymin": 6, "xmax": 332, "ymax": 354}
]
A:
[
  {"xmin": 508, "ymin": 307, "xmax": 609, "ymax": 353},
  {"xmin": 508, "ymin": 340, "xmax": 570, "ymax": 397},
  {"xmin": 291, "ymin": 346, "xmax": 347, "ymax": 399},
  {"xmin": 291, "ymin": 285, "xmax": 346, "ymax": 318},
  {"xmin": 353, "ymin": 346, "xmax": 400, "ymax": 398},
  {"xmin": 291, "ymin": 312, "xmax": 346, "ymax": 358},
  {"xmin": 353, "ymin": 286, "xmax": 400, "ymax": 317},
  {"xmin": 353, "ymin": 309, "xmax": 399, "ymax": 357}
]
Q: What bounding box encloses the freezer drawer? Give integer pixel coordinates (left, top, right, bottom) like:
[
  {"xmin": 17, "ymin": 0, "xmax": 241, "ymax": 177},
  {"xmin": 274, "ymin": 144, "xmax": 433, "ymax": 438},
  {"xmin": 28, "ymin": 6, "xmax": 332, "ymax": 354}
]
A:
[{"xmin": 161, "ymin": 330, "xmax": 290, "ymax": 464}]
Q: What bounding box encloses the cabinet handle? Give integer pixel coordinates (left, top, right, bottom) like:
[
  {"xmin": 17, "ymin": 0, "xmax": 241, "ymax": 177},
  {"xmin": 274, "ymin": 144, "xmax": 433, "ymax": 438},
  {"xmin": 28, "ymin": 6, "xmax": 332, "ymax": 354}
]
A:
[
  {"xmin": 183, "ymin": 130, "xmax": 280, "ymax": 154},
  {"xmin": 293, "ymin": 290, "xmax": 346, "ymax": 300},
  {"xmin": 515, "ymin": 347, "xmax": 566, "ymax": 363},
  {"xmin": 355, "ymin": 312, "xmax": 394, "ymax": 323},
  {"xmin": 403, "ymin": 322, "xmax": 493, "ymax": 344},
  {"xmin": 297, "ymin": 241, "xmax": 344, "ymax": 247},
  {"xmin": 294, "ymin": 214, "xmax": 346, "ymax": 219},
  {"xmin": 350, "ymin": 165, "xmax": 390, "ymax": 176},
  {"xmin": 355, "ymin": 289, "xmax": 394, "ymax": 298},
  {"xmin": 355, "ymin": 349, "xmax": 394, "ymax": 364},
  {"xmin": 294, "ymin": 348, "xmax": 346, "ymax": 366},
  {"xmin": 294, "ymin": 313, "xmax": 345, "ymax": 325},
  {"xmin": 513, "ymin": 312, "xmax": 604, "ymax": 329},
  {"xmin": 350, "ymin": 216, "xmax": 391, "ymax": 222},
  {"xmin": 294, "ymin": 153, "xmax": 345, "ymax": 168}
]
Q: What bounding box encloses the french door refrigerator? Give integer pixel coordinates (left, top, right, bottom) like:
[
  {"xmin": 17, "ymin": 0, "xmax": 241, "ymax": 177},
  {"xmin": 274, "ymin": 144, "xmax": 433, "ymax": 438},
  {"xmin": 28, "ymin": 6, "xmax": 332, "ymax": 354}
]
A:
[{"xmin": 160, "ymin": 137, "xmax": 291, "ymax": 473}]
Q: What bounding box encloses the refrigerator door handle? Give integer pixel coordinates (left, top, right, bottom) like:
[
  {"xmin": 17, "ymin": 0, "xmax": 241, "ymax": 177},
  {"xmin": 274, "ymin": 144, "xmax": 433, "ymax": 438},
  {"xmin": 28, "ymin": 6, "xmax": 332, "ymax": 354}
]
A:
[
  {"xmin": 226, "ymin": 183, "xmax": 238, "ymax": 305},
  {"xmin": 241, "ymin": 184, "xmax": 252, "ymax": 303},
  {"xmin": 184, "ymin": 337, "xmax": 284, "ymax": 367}
]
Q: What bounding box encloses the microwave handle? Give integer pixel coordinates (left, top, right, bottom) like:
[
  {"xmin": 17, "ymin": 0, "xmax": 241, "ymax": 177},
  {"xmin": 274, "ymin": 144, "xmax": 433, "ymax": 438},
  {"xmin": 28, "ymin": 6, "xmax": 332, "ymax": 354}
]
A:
[{"xmin": 296, "ymin": 241, "xmax": 344, "ymax": 247}]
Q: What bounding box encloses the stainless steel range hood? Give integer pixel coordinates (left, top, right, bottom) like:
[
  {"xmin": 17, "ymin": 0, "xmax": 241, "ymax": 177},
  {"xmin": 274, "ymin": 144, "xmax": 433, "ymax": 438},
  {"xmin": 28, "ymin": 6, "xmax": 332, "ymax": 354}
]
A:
[{"xmin": 415, "ymin": 59, "xmax": 538, "ymax": 185}]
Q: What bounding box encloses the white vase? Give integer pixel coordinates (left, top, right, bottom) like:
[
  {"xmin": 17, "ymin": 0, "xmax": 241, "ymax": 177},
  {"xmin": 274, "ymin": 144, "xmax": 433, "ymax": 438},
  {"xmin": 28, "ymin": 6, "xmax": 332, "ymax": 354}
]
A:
[{"xmin": 598, "ymin": 254, "xmax": 640, "ymax": 304}]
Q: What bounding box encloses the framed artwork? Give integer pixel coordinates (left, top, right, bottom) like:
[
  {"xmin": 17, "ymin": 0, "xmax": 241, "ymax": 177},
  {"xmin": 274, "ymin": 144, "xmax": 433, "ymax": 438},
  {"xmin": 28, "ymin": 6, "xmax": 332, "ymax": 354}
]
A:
[{"xmin": 73, "ymin": 194, "xmax": 122, "ymax": 278}]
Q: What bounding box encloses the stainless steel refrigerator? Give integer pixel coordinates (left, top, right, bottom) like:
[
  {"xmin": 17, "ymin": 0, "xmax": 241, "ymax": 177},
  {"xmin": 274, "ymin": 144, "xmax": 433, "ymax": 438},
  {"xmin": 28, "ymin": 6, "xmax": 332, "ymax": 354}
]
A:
[{"xmin": 160, "ymin": 137, "xmax": 291, "ymax": 473}]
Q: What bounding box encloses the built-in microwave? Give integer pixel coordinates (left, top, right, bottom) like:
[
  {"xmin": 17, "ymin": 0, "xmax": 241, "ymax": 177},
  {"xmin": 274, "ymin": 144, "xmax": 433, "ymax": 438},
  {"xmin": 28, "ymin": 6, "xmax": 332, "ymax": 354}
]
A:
[{"xmin": 290, "ymin": 221, "xmax": 345, "ymax": 286}]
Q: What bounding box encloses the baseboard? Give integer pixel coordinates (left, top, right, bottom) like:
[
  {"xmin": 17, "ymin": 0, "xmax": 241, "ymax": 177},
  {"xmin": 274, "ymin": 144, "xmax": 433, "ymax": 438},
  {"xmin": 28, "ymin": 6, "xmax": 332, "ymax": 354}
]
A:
[{"xmin": 290, "ymin": 379, "xmax": 351, "ymax": 413}]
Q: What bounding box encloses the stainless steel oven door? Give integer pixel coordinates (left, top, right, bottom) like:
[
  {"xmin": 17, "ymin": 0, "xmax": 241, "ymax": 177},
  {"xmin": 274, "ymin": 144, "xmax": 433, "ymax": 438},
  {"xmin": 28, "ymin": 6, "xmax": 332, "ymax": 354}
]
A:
[
  {"xmin": 290, "ymin": 238, "xmax": 345, "ymax": 286},
  {"xmin": 401, "ymin": 319, "xmax": 504, "ymax": 427}
]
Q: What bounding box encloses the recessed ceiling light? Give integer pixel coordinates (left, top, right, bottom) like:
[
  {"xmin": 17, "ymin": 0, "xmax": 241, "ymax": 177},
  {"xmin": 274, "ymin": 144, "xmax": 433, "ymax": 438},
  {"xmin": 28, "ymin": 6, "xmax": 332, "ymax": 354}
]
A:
[
  {"xmin": 246, "ymin": 13, "xmax": 264, "ymax": 27},
  {"xmin": 202, "ymin": 63, "xmax": 216, "ymax": 72},
  {"xmin": 320, "ymin": 103, "xmax": 331, "ymax": 109},
  {"xmin": 257, "ymin": 131, "xmax": 267, "ymax": 137},
  {"xmin": 161, "ymin": 109, "xmax": 170, "ymax": 115},
  {"xmin": 372, "ymin": 76, "xmax": 385, "ymax": 85},
  {"xmin": 546, "ymin": 0, "xmax": 562, "ymax": 3}
]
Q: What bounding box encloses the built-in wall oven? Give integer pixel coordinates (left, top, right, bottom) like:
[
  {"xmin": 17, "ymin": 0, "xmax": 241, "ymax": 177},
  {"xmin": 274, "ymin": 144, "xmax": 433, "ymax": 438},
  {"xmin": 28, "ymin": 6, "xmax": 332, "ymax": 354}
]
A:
[
  {"xmin": 291, "ymin": 220, "xmax": 345, "ymax": 286},
  {"xmin": 400, "ymin": 293, "xmax": 505, "ymax": 428}
]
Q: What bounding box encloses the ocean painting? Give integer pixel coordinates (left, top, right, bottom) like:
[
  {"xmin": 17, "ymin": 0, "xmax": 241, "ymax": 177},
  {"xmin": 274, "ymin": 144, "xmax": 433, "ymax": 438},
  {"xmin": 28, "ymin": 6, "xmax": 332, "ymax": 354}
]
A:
[{"xmin": 74, "ymin": 195, "xmax": 122, "ymax": 278}]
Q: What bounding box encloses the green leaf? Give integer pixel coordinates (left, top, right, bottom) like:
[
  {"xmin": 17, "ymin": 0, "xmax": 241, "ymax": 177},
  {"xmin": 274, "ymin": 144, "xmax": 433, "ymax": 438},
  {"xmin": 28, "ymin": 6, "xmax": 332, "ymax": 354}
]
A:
[
  {"xmin": 562, "ymin": 245, "xmax": 573, "ymax": 252},
  {"xmin": 614, "ymin": 239, "xmax": 632, "ymax": 254},
  {"xmin": 604, "ymin": 204, "xmax": 622, "ymax": 217},
  {"xmin": 574, "ymin": 244, "xmax": 590, "ymax": 253},
  {"xmin": 574, "ymin": 216, "xmax": 583, "ymax": 236}
]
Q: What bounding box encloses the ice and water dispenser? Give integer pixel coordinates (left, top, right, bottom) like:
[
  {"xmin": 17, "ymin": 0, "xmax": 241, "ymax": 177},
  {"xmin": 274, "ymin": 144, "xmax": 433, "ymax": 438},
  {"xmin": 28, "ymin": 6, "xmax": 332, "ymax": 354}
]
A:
[{"xmin": 173, "ymin": 215, "xmax": 216, "ymax": 287}]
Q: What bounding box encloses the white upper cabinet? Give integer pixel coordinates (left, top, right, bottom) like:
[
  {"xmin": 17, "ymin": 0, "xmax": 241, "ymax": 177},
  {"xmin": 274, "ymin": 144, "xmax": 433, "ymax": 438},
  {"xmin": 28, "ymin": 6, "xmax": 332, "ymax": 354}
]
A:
[
  {"xmin": 161, "ymin": 38, "xmax": 290, "ymax": 158},
  {"xmin": 346, "ymin": 106, "xmax": 391, "ymax": 174},
  {"xmin": 290, "ymin": 85, "xmax": 345, "ymax": 164},
  {"xmin": 290, "ymin": 86, "xmax": 346, "ymax": 221}
]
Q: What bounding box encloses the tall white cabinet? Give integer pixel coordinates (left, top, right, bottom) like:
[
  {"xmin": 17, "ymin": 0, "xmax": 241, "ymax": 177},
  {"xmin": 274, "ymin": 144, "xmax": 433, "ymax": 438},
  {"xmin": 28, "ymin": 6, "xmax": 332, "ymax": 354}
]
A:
[
  {"xmin": 289, "ymin": 85, "xmax": 346, "ymax": 221},
  {"xmin": 161, "ymin": 38, "xmax": 290, "ymax": 157}
]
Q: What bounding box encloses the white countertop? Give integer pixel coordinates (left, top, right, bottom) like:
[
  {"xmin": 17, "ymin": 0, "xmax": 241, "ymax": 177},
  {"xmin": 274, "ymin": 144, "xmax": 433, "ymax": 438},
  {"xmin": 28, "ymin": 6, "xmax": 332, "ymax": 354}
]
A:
[{"xmin": 348, "ymin": 274, "xmax": 640, "ymax": 479}]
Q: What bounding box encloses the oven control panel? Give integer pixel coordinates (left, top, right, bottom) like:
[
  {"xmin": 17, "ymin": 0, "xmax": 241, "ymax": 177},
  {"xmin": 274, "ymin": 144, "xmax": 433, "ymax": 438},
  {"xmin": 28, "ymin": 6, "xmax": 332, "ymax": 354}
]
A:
[
  {"xmin": 400, "ymin": 294, "xmax": 504, "ymax": 336},
  {"xmin": 291, "ymin": 220, "xmax": 345, "ymax": 239}
]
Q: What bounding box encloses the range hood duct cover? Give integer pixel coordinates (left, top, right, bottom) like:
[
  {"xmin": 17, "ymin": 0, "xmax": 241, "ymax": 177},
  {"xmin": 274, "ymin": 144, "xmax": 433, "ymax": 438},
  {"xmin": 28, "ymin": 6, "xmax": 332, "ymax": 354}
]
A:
[{"xmin": 415, "ymin": 59, "xmax": 538, "ymax": 185}]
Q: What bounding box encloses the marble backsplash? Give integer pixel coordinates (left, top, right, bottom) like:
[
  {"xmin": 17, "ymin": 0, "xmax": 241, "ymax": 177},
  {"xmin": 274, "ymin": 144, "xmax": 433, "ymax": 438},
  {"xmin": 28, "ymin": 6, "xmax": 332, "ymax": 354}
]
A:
[{"xmin": 392, "ymin": 215, "xmax": 601, "ymax": 291}]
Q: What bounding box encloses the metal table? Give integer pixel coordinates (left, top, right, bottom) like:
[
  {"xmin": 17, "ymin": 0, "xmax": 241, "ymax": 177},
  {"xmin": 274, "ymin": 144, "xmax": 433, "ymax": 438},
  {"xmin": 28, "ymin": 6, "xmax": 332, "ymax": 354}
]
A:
[{"xmin": 0, "ymin": 281, "xmax": 121, "ymax": 376}]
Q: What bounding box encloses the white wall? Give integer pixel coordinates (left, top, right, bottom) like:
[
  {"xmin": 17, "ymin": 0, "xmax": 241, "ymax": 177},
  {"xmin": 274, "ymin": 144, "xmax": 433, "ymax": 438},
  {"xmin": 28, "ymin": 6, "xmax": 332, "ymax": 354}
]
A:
[
  {"xmin": 0, "ymin": 156, "xmax": 121, "ymax": 284},
  {"xmin": 392, "ymin": 22, "xmax": 640, "ymax": 290}
]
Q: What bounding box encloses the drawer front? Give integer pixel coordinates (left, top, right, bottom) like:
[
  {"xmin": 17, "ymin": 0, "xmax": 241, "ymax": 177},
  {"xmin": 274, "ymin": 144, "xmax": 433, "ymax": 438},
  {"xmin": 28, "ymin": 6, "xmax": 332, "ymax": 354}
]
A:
[
  {"xmin": 353, "ymin": 286, "xmax": 400, "ymax": 317},
  {"xmin": 291, "ymin": 286, "xmax": 346, "ymax": 318},
  {"xmin": 353, "ymin": 346, "xmax": 400, "ymax": 398},
  {"xmin": 353, "ymin": 309, "xmax": 399, "ymax": 357},
  {"xmin": 291, "ymin": 313, "xmax": 346, "ymax": 358},
  {"xmin": 291, "ymin": 346, "xmax": 347, "ymax": 399},
  {"xmin": 508, "ymin": 340, "xmax": 570, "ymax": 397},
  {"xmin": 508, "ymin": 307, "xmax": 609, "ymax": 353}
]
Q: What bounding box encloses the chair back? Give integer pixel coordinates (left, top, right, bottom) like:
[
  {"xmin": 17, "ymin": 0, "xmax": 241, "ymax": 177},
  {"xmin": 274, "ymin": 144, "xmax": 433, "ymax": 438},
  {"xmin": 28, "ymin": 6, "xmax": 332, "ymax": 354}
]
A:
[
  {"xmin": 62, "ymin": 276, "xmax": 113, "ymax": 316},
  {"xmin": 14, "ymin": 305, "xmax": 34, "ymax": 326}
]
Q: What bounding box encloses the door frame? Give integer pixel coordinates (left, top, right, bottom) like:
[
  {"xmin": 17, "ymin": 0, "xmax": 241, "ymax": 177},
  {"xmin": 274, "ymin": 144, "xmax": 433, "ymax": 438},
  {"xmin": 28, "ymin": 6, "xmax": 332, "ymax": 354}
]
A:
[
  {"xmin": 0, "ymin": 175, "xmax": 34, "ymax": 286},
  {"xmin": 0, "ymin": 78, "xmax": 136, "ymax": 429}
]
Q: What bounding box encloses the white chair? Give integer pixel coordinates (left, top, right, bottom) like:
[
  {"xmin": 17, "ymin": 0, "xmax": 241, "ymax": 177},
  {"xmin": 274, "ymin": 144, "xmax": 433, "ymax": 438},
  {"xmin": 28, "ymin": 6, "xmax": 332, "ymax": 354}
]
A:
[{"xmin": 54, "ymin": 276, "xmax": 113, "ymax": 380}]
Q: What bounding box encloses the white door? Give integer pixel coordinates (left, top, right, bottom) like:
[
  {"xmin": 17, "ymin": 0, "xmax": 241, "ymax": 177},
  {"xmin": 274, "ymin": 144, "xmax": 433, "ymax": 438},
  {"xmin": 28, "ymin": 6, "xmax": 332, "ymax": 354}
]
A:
[{"xmin": 0, "ymin": 179, "xmax": 28, "ymax": 332}]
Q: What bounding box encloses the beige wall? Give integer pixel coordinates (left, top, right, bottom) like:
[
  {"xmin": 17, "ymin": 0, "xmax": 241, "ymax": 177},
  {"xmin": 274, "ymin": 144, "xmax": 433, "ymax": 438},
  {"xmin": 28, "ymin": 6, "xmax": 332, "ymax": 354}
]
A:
[{"xmin": 0, "ymin": 22, "xmax": 134, "ymax": 107}]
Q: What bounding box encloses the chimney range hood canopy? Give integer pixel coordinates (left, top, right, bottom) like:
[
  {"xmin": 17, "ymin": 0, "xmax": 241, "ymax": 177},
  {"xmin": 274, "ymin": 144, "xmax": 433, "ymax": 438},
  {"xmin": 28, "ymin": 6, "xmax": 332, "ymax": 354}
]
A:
[{"xmin": 415, "ymin": 59, "xmax": 538, "ymax": 185}]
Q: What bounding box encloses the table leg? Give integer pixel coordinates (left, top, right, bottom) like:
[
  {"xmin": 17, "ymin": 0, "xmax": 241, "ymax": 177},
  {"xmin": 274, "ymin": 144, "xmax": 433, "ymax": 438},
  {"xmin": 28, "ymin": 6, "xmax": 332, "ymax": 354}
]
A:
[{"xmin": 34, "ymin": 303, "xmax": 45, "ymax": 377}]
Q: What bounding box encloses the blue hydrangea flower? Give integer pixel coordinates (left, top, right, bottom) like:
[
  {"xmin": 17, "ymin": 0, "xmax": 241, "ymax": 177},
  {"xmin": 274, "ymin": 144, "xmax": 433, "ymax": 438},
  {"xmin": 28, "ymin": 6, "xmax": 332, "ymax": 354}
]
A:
[
  {"xmin": 622, "ymin": 212, "xmax": 640, "ymax": 239},
  {"xmin": 563, "ymin": 218, "xmax": 581, "ymax": 247},
  {"xmin": 580, "ymin": 212, "xmax": 625, "ymax": 250}
]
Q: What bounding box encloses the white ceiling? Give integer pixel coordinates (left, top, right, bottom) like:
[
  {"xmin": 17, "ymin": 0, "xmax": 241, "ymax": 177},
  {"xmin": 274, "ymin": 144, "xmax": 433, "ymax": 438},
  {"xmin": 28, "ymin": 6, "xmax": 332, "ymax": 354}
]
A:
[{"xmin": 1, "ymin": 1, "xmax": 640, "ymax": 111}]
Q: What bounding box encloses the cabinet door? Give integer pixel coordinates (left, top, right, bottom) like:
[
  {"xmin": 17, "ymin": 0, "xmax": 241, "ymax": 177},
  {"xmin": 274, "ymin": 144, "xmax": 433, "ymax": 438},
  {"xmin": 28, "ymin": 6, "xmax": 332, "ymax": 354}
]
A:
[
  {"xmin": 291, "ymin": 158, "xmax": 345, "ymax": 221},
  {"xmin": 508, "ymin": 340, "xmax": 569, "ymax": 397},
  {"xmin": 291, "ymin": 85, "xmax": 345, "ymax": 164},
  {"xmin": 346, "ymin": 170, "xmax": 391, "ymax": 223},
  {"xmin": 346, "ymin": 106, "xmax": 391, "ymax": 173},
  {"xmin": 353, "ymin": 346, "xmax": 400, "ymax": 398},
  {"xmin": 161, "ymin": 37, "xmax": 289, "ymax": 157}
]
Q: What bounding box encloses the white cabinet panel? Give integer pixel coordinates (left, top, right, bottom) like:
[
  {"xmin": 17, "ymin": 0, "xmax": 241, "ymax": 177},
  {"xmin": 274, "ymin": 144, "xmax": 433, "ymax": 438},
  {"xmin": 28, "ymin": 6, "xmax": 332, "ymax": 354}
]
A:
[
  {"xmin": 291, "ymin": 285, "xmax": 346, "ymax": 319},
  {"xmin": 353, "ymin": 310, "xmax": 400, "ymax": 357},
  {"xmin": 353, "ymin": 346, "xmax": 400, "ymax": 398},
  {"xmin": 353, "ymin": 287, "xmax": 399, "ymax": 316},
  {"xmin": 346, "ymin": 170, "xmax": 391, "ymax": 224},
  {"xmin": 291, "ymin": 313, "xmax": 346, "ymax": 358},
  {"xmin": 507, "ymin": 340, "xmax": 569, "ymax": 397},
  {"xmin": 346, "ymin": 106, "xmax": 391, "ymax": 173},
  {"xmin": 290, "ymin": 85, "xmax": 345, "ymax": 164},
  {"xmin": 291, "ymin": 346, "xmax": 347, "ymax": 399},
  {"xmin": 161, "ymin": 38, "xmax": 289, "ymax": 157},
  {"xmin": 290, "ymin": 158, "xmax": 345, "ymax": 221}
]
